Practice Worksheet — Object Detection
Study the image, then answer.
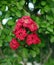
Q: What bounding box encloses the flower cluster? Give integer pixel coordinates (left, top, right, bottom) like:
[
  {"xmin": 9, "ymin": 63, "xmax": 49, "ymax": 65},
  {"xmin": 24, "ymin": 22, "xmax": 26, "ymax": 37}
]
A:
[
  {"xmin": 10, "ymin": 16, "xmax": 41, "ymax": 50},
  {"xmin": 10, "ymin": 38, "xmax": 20, "ymax": 50}
]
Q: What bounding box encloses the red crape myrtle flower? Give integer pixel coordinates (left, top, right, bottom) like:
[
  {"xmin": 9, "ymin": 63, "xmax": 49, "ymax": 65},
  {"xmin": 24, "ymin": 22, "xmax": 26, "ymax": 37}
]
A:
[
  {"xmin": 16, "ymin": 19, "xmax": 23, "ymax": 27},
  {"xmin": 14, "ymin": 19, "xmax": 23, "ymax": 32},
  {"xmin": 13, "ymin": 16, "xmax": 38, "ymax": 33},
  {"xmin": 12, "ymin": 16, "xmax": 41, "ymax": 46},
  {"xmin": 28, "ymin": 22, "xmax": 38, "ymax": 32},
  {"xmin": 10, "ymin": 38, "xmax": 20, "ymax": 50},
  {"xmin": 21, "ymin": 16, "xmax": 33, "ymax": 28},
  {"xmin": 26, "ymin": 33, "xmax": 41, "ymax": 46},
  {"xmin": 21, "ymin": 16, "xmax": 38, "ymax": 31},
  {"xmin": 14, "ymin": 28, "xmax": 27, "ymax": 40}
]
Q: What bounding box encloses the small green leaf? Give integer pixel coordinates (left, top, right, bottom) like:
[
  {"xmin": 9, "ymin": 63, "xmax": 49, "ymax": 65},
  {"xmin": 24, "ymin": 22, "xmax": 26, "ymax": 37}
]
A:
[
  {"xmin": 0, "ymin": 40, "xmax": 3, "ymax": 47},
  {"xmin": 50, "ymin": 36, "xmax": 54, "ymax": 43},
  {"xmin": 23, "ymin": 9, "xmax": 30, "ymax": 16},
  {"xmin": 30, "ymin": 50, "xmax": 36, "ymax": 57},
  {"xmin": 7, "ymin": 19, "xmax": 14, "ymax": 26},
  {"xmin": 19, "ymin": 0, "xmax": 25, "ymax": 6},
  {"xmin": 3, "ymin": 28, "xmax": 10, "ymax": 35},
  {"xmin": 6, "ymin": 36, "xmax": 12, "ymax": 42},
  {"xmin": 44, "ymin": 5, "xmax": 50, "ymax": 12},
  {"xmin": 17, "ymin": 56, "xmax": 22, "ymax": 62},
  {"xmin": 52, "ymin": 0, "xmax": 54, "ymax": 2},
  {"xmin": 22, "ymin": 48, "xmax": 28, "ymax": 58},
  {"xmin": 41, "ymin": 1, "xmax": 46, "ymax": 6},
  {"xmin": 5, "ymin": 11, "xmax": 10, "ymax": 18},
  {"xmin": 0, "ymin": 33, "xmax": 5, "ymax": 39},
  {"xmin": 33, "ymin": 0, "xmax": 36, "ymax": 3},
  {"xmin": 16, "ymin": 10, "xmax": 22, "ymax": 17},
  {"xmin": 51, "ymin": 8, "xmax": 54, "ymax": 14},
  {"xmin": 16, "ymin": 3, "xmax": 23, "ymax": 10},
  {"xmin": 1, "ymin": 6, "xmax": 6, "ymax": 11},
  {"xmin": 47, "ymin": 27, "xmax": 53, "ymax": 33},
  {"xmin": 46, "ymin": 15, "xmax": 53, "ymax": 21}
]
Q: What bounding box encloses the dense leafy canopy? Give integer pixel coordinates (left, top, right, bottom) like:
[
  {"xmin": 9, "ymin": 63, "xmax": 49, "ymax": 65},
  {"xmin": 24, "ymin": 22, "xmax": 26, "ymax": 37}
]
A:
[{"xmin": 0, "ymin": 0, "xmax": 54, "ymax": 65}]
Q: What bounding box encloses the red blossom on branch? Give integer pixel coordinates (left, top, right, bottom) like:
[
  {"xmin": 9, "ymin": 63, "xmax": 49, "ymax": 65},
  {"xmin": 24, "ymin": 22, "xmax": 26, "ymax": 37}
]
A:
[
  {"xmin": 26, "ymin": 33, "xmax": 41, "ymax": 46},
  {"xmin": 14, "ymin": 28, "xmax": 27, "ymax": 40},
  {"xmin": 10, "ymin": 38, "xmax": 20, "ymax": 50},
  {"xmin": 28, "ymin": 22, "xmax": 38, "ymax": 32},
  {"xmin": 10, "ymin": 16, "xmax": 41, "ymax": 50}
]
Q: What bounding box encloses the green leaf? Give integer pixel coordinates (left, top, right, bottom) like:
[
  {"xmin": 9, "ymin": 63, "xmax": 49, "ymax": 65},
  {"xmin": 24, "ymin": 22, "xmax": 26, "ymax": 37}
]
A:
[
  {"xmin": 41, "ymin": 9, "xmax": 45, "ymax": 14},
  {"xmin": 35, "ymin": 17, "xmax": 41, "ymax": 25},
  {"xmin": 50, "ymin": 36, "xmax": 54, "ymax": 43},
  {"xmin": 23, "ymin": 9, "xmax": 30, "ymax": 16},
  {"xmin": 5, "ymin": 36, "xmax": 12, "ymax": 42},
  {"xmin": 1, "ymin": 6, "xmax": 6, "ymax": 11},
  {"xmin": 40, "ymin": 22, "xmax": 49, "ymax": 28},
  {"xmin": 3, "ymin": 28, "xmax": 10, "ymax": 35},
  {"xmin": 31, "ymin": 45, "xmax": 40, "ymax": 55},
  {"xmin": 0, "ymin": 40, "xmax": 3, "ymax": 47},
  {"xmin": 46, "ymin": 15, "xmax": 53, "ymax": 21},
  {"xmin": 38, "ymin": 41, "xmax": 45, "ymax": 47},
  {"xmin": 5, "ymin": 11, "xmax": 10, "ymax": 18},
  {"xmin": 52, "ymin": 0, "xmax": 54, "ymax": 2},
  {"xmin": 16, "ymin": 10, "xmax": 22, "ymax": 17},
  {"xmin": 16, "ymin": 3, "xmax": 23, "ymax": 10},
  {"xmin": 30, "ymin": 50, "xmax": 36, "ymax": 57},
  {"xmin": 35, "ymin": 48, "xmax": 40, "ymax": 55},
  {"xmin": 17, "ymin": 56, "xmax": 22, "ymax": 62},
  {"xmin": 51, "ymin": 8, "xmax": 54, "ymax": 14},
  {"xmin": 33, "ymin": 0, "xmax": 36, "ymax": 3},
  {"xmin": 41, "ymin": 1, "xmax": 46, "ymax": 6},
  {"xmin": 7, "ymin": 19, "xmax": 15, "ymax": 26},
  {"xmin": 0, "ymin": 33, "xmax": 5, "ymax": 39},
  {"xmin": 19, "ymin": 0, "xmax": 25, "ymax": 6},
  {"xmin": 22, "ymin": 48, "xmax": 28, "ymax": 58},
  {"xmin": 45, "ymin": 31, "xmax": 50, "ymax": 34},
  {"xmin": 44, "ymin": 5, "xmax": 50, "ymax": 12},
  {"xmin": 47, "ymin": 27, "xmax": 53, "ymax": 33}
]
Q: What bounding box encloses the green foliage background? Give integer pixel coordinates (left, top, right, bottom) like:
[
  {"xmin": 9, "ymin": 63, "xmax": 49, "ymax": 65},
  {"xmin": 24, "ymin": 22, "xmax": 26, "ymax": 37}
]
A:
[{"xmin": 0, "ymin": 0, "xmax": 54, "ymax": 65}]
